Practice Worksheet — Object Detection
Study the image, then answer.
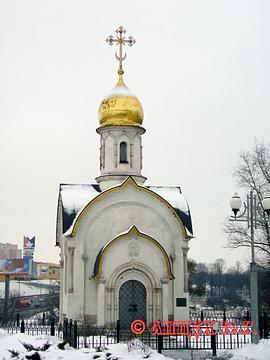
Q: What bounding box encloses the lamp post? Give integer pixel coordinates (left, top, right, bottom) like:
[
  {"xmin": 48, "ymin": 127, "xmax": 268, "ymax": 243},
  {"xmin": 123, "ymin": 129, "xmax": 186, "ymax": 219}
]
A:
[{"xmin": 229, "ymin": 191, "xmax": 270, "ymax": 343}]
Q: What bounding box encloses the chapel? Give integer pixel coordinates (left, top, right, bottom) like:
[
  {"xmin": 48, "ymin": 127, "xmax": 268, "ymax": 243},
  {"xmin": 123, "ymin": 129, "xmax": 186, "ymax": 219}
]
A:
[{"xmin": 56, "ymin": 26, "xmax": 193, "ymax": 326}]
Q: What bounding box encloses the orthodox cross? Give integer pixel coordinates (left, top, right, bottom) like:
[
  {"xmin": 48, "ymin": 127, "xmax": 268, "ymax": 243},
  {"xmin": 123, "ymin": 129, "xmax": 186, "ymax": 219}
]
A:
[{"xmin": 106, "ymin": 26, "xmax": 136, "ymax": 75}]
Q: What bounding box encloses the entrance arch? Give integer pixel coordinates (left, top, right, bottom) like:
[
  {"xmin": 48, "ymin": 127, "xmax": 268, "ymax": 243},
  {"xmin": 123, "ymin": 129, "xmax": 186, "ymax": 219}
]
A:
[
  {"xmin": 119, "ymin": 280, "xmax": 146, "ymax": 327},
  {"xmin": 106, "ymin": 262, "xmax": 161, "ymax": 326}
]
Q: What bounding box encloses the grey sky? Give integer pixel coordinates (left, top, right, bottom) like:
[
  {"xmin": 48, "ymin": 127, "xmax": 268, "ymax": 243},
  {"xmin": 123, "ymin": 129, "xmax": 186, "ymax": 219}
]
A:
[{"xmin": 0, "ymin": 0, "xmax": 269, "ymax": 268}]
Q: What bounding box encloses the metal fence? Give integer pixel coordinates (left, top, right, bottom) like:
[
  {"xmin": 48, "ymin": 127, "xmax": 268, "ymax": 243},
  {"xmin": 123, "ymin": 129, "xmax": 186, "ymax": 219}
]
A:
[
  {"xmin": 190, "ymin": 309, "xmax": 270, "ymax": 340},
  {"xmin": 73, "ymin": 329, "xmax": 252, "ymax": 351},
  {"xmin": 48, "ymin": 318, "xmax": 254, "ymax": 351},
  {"xmin": 3, "ymin": 314, "xmax": 270, "ymax": 354},
  {"xmin": 3, "ymin": 318, "xmax": 63, "ymax": 338},
  {"xmin": 190, "ymin": 309, "xmax": 250, "ymax": 323}
]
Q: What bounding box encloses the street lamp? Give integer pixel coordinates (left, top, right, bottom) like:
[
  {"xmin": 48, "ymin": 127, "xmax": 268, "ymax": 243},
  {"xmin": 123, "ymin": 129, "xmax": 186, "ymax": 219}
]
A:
[{"xmin": 229, "ymin": 190, "xmax": 270, "ymax": 344}]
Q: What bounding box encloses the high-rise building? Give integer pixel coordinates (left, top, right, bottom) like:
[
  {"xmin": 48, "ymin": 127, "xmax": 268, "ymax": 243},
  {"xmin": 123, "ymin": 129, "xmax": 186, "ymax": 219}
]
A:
[{"xmin": 0, "ymin": 243, "xmax": 22, "ymax": 260}]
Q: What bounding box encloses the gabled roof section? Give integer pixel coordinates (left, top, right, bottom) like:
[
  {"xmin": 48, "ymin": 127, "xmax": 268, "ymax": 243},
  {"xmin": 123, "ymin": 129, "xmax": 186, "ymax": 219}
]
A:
[
  {"xmin": 60, "ymin": 184, "xmax": 101, "ymax": 234},
  {"xmin": 58, "ymin": 178, "xmax": 193, "ymax": 238},
  {"xmin": 92, "ymin": 226, "xmax": 174, "ymax": 279},
  {"xmin": 147, "ymin": 186, "xmax": 193, "ymax": 236}
]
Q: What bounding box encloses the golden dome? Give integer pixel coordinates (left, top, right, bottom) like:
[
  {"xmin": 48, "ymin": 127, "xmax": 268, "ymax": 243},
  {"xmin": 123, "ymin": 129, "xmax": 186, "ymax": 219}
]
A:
[{"xmin": 98, "ymin": 74, "xmax": 144, "ymax": 127}]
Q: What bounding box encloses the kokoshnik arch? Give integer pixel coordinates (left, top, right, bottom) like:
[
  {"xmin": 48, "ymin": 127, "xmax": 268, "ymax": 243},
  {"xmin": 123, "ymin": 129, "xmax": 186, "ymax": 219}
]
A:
[{"xmin": 56, "ymin": 26, "xmax": 194, "ymax": 326}]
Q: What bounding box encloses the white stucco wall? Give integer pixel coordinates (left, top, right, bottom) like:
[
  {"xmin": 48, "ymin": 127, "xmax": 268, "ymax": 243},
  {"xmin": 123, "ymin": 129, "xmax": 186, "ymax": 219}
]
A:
[{"xmin": 60, "ymin": 178, "xmax": 190, "ymax": 324}]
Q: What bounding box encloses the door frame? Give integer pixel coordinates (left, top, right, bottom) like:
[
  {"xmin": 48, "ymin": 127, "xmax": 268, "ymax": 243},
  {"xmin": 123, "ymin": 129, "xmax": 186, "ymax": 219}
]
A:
[{"xmin": 105, "ymin": 262, "xmax": 162, "ymax": 326}]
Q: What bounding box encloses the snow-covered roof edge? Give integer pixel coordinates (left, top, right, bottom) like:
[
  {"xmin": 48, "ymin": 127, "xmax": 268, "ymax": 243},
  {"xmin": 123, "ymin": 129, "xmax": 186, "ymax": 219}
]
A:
[{"xmin": 58, "ymin": 180, "xmax": 193, "ymax": 239}]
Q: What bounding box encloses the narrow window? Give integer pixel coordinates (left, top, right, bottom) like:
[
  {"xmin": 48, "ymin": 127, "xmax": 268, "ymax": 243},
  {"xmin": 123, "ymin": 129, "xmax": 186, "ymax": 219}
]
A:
[{"xmin": 120, "ymin": 142, "xmax": 128, "ymax": 163}]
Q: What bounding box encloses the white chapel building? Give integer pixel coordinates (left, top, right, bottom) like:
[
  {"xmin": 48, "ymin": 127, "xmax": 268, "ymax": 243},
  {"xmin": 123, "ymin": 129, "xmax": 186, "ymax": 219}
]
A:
[{"xmin": 56, "ymin": 27, "xmax": 194, "ymax": 326}]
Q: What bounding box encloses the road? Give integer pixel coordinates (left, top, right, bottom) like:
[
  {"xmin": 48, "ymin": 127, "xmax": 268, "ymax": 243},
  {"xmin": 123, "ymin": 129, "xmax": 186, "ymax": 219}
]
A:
[{"xmin": 0, "ymin": 292, "xmax": 59, "ymax": 319}]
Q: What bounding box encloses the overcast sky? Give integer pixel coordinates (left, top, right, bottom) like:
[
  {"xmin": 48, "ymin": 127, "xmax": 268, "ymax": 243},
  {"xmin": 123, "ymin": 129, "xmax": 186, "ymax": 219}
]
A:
[{"xmin": 0, "ymin": 0, "xmax": 269, "ymax": 269}]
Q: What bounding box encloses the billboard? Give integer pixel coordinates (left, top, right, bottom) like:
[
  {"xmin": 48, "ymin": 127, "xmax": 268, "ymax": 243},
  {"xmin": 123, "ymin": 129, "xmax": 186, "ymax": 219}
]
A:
[
  {"xmin": 0, "ymin": 259, "xmax": 24, "ymax": 273},
  {"xmin": 23, "ymin": 236, "xmax": 35, "ymax": 250},
  {"xmin": 23, "ymin": 236, "xmax": 35, "ymax": 257}
]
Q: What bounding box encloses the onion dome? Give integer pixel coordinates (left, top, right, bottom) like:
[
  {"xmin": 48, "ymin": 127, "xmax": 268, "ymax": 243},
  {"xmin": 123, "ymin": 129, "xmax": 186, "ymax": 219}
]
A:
[{"xmin": 98, "ymin": 74, "xmax": 144, "ymax": 128}]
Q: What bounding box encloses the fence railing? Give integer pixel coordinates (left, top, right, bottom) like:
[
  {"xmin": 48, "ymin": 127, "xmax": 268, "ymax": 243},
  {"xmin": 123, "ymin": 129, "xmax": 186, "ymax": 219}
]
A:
[
  {"xmin": 190, "ymin": 309, "xmax": 251, "ymax": 322},
  {"xmin": 61, "ymin": 319, "xmax": 254, "ymax": 352},
  {"xmin": 2, "ymin": 313, "xmax": 270, "ymax": 354},
  {"xmin": 3, "ymin": 318, "xmax": 63, "ymax": 339}
]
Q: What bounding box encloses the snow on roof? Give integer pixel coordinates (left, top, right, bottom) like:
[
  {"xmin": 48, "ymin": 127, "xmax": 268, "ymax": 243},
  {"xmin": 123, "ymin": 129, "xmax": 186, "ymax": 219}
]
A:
[
  {"xmin": 60, "ymin": 184, "xmax": 101, "ymax": 216},
  {"xmin": 147, "ymin": 186, "xmax": 193, "ymax": 236},
  {"xmin": 60, "ymin": 184, "xmax": 101, "ymax": 235},
  {"xmin": 147, "ymin": 186, "xmax": 189, "ymax": 214},
  {"xmin": 59, "ymin": 183, "xmax": 193, "ymax": 237},
  {"xmin": 104, "ymin": 85, "xmax": 135, "ymax": 98}
]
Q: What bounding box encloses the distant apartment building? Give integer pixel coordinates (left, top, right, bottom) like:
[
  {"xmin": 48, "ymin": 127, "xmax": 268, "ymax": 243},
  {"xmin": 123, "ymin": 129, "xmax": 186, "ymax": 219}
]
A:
[
  {"xmin": 35, "ymin": 262, "xmax": 60, "ymax": 280},
  {"xmin": 0, "ymin": 243, "xmax": 22, "ymax": 259}
]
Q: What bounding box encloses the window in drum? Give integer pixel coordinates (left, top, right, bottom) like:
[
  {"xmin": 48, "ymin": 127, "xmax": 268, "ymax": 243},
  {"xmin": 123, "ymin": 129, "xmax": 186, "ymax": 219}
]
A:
[{"xmin": 120, "ymin": 142, "xmax": 128, "ymax": 163}]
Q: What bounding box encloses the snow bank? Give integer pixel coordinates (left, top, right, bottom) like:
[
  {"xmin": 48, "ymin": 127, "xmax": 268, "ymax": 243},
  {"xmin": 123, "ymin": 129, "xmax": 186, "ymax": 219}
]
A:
[
  {"xmin": 0, "ymin": 332, "xmax": 176, "ymax": 360},
  {"xmin": 231, "ymin": 339, "xmax": 270, "ymax": 360}
]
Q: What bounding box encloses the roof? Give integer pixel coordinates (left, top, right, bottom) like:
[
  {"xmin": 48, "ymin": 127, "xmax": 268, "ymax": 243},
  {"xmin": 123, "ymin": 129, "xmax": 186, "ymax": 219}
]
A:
[
  {"xmin": 59, "ymin": 182, "xmax": 193, "ymax": 237},
  {"xmin": 146, "ymin": 186, "xmax": 193, "ymax": 236}
]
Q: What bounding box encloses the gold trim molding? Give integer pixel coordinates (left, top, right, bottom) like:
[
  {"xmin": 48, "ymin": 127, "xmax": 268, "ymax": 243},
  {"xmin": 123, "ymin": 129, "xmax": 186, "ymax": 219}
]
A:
[
  {"xmin": 95, "ymin": 226, "xmax": 174, "ymax": 280},
  {"xmin": 70, "ymin": 177, "xmax": 188, "ymax": 239}
]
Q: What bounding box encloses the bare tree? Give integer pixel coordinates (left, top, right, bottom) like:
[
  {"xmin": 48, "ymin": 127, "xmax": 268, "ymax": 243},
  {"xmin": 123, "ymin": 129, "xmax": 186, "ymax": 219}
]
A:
[
  {"xmin": 224, "ymin": 141, "xmax": 270, "ymax": 263},
  {"xmin": 211, "ymin": 258, "xmax": 226, "ymax": 275},
  {"xmin": 0, "ymin": 290, "xmax": 20, "ymax": 326}
]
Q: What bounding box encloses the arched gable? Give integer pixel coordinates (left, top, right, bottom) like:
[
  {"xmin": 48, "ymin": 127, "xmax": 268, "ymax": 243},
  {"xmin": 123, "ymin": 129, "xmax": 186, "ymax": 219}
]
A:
[
  {"xmin": 70, "ymin": 177, "xmax": 188, "ymax": 238},
  {"xmin": 92, "ymin": 226, "xmax": 174, "ymax": 279}
]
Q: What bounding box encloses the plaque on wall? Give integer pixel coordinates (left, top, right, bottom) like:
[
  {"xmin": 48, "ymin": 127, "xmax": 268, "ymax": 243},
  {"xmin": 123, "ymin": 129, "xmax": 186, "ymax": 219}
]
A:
[{"xmin": 176, "ymin": 298, "xmax": 187, "ymax": 307}]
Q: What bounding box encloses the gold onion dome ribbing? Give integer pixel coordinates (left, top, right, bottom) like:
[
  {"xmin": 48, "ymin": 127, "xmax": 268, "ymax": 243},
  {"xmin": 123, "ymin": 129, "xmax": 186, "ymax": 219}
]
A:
[{"xmin": 98, "ymin": 73, "xmax": 144, "ymax": 127}]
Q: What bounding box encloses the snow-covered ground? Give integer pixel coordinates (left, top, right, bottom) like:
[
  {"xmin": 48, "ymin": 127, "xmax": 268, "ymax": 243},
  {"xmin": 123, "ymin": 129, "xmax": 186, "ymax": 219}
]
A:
[
  {"xmin": 230, "ymin": 339, "xmax": 270, "ymax": 359},
  {"xmin": 0, "ymin": 330, "xmax": 172, "ymax": 360},
  {"xmin": 0, "ymin": 328, "xmax": 269, "ymax": 360}
]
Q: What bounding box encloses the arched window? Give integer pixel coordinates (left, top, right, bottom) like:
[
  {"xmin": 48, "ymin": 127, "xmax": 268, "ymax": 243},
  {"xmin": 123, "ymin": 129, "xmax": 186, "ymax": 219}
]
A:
[{"xmin": 120, "ymin": 142, "xmax": 128, "ymax": 163}]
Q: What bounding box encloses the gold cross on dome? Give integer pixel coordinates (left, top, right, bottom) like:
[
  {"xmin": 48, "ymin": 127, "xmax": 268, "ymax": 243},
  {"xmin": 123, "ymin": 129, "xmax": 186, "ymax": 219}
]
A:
[{"xmin": 106, "ymin": 26, "xmax": 136, "ymax": 75}]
